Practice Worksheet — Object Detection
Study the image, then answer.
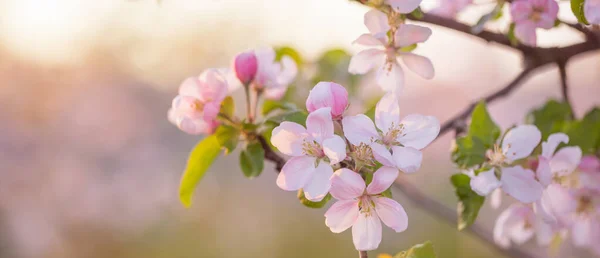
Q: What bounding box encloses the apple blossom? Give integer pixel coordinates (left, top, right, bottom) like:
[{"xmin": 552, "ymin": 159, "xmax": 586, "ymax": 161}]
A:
[
  {"xmin": 168, "ymin": 69, "xmax": 228, "ymax": 135},
  {"xmin": 535, "ymin": 133, "xmax": 582, "ymax": 187},
  {"xmin": 386, "ymin": 0, "xmax": 423, "ymax": 14},
  {"xmin": 342, "ymin": 93, "xmax": 439, "ymax": 173},
  {"xmin": 325, "ymin": 167, "xmax": 408, "ymax": 251},
  {"xmin": 348, "ymin": 9, "xmax": 434, "ymax": 93},
  {"xmin": 585, "ymin": 0, "xmax": 600, "ymax": 24},
  {"xmin": 306, "ymin": 82, "xmax": 349, "ymax": 119},
  {"xmin": 233, "ymin": 50, "xmax": 258, "ymax": 85},
  {"xmin": 510, "ymin": 0, "xmax": 559, "ymax": 46},
  {"xmin": 431, "ymin": 0, "xmax": 472, "ymax": 18},
  {"xmin": 270, "ymin": 107, "xmax": 347, "ymax": 201},
  {"xmin": 253, "ymin": 47, "xmax": 298, "ymax": 100},
  {"xmin": 494, "ymin": 204, "xmax": 537, "ymax": 248},
  {"xmin": 578, "ymin": 155, "xmax": 600, "ymax": 193}
]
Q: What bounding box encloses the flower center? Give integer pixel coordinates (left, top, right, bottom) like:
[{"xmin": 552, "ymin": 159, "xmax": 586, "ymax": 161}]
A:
[
  {"xmin": 576, "ymin": 195, "xmax": 594, "ymax": 214},
  {"xmin": 487, "ymin": 144, "xmax": 506, "ymax": 166},
  {"xmin": 351, "ymin": 143, "xmax": 376, "ymax": 167},
  {"xmin": 302, "ymin": 140, "xmax": 324, "ymax": 158},
  {"xmin": 530, "ymin": 7, "xmax": 545, "ymax": 22},
  {"xmin": 381, "ymin": 122, "xmax": 404, "ymax": 146},
  {"xmin": 189, "ymin": 99, "xmax": 205, "ymax": 112},
  {"xmin": 358, "ymin": 195, "xmax": 375, "ymax": 217}
]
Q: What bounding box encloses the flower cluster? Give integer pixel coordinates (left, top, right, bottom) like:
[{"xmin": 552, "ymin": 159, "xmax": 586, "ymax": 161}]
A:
[{"xmin": 271, "ymin": 82, "xmax": 440, "ymax": 250}]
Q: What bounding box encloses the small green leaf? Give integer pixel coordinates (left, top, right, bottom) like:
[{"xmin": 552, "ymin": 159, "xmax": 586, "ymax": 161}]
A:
[
  {"xmin": 214, "ymin": 125, "xmax": 240, "ymax": 154},
  {"xmin": 399, "ymin": 44, "xmax": 418, "ymax": 52},
  {"xmin": 571, "ymin": 0, "xmax": 589, "ymax": 25},
  {"xmin": 298, "ymin": 190, "xmax": 332, "ymax": 208},
  {"xmin": 472, "ymin": 3, "xmax": 504, "ymax": 34},
  {"xmin": 562, "ymin": 107, "xmax": 600, "ymax": 154},
  {"xmin": 275, "ymin": 46, "xmax": 303, "ymax": 66},
  {"xmin": 239, "ymin": 142, "xmax": 265, "ymax": 178},
  {"xmin": 469, "ymin": 101, "xmax": 501, "ymax": 148},
  {"xmin": 220, "ymin": 96, "xmax": 235, "ymax": 118},
  {"xmin": 507, "ymin": 23, "xmax": 518, "ymax": 46},
  {"xmin": 394, "ymin": 241, "xmax": 437, "ymax": 258},
  {"xmin": 179, "ymin": 135, "xmax": 222, "ymax": 207},
  {"xmin": 451, "ymin": 174, "xmax": 485, "ymax": 230},
  {"xmin": 452, "ymin": 136, "xmax": 488, "ymax": 168},
  {"xmin": 410, "ymin": 7, "xmax": 424, "ymax": 19},
  {"xmin": 526, "ymin": 100, "xmax": 573, "ymax": 140},
  {"xmin": 262, "ymin": 100, "xmax": 296, "ymax": 116},
  {"xmin": 451, "ymin": 102, "xmax": 499, "ymax": 168}
]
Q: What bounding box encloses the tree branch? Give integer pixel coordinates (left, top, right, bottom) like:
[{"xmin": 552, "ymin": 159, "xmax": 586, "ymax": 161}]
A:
[
  {"xmin": 359, "ymin": 251, "xmax": 368, "ymax": 258},
  {"xmin": 557, "ymin": 61, "xmax": 574, "ymax": 119}
]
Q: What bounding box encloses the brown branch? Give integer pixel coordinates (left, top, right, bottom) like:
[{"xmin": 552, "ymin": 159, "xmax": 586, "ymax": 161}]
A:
[
  {"xmin": 557, "ymin": 61, "xmax": 574, "ymax": 119},
  {"xmin": 359, "ymin": 251, "xmax": 368, "ymax": 258},
  {"xmin": 257, "ymin": 135, "xmax": 285, "ymax": 172}
]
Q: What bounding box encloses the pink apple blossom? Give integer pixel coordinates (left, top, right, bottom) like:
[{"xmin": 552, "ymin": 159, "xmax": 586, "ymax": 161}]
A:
[
  {"xmin": 253, "ymin": 47, "xmax": 298, "ymax": 100},
  {"xmin": 270, "ymin": 107, "xmax": 347, "ymax": 201},
  {"xmin": 342, "ymin": 93, "xmax": 439, "ymax": 173},
  {"xmin": 585, "ymin": 0, "xmax": 600, "ymax": 24},
  {"xmin": 494, "ymin": 204, "xmax": 537, "ymax": 248},
  {"xmin": 386, "ymin": 0, "xmax": 424, "ymax": 14},
  {"xmin": 510, "ymin": 0, "xmax": 559, "ymax": 46},
  {"xmin": 168, "ymin": 69, "xmax": 228, "ymax": 135},
  {"xmin": 306, "ymin": 82, "xmax": 349, "ymax": 119},
  {"xmin": 233, "ymin": 50, "xmax": 258, "ymax": 85},
  {"xmin": 535, "ymin": 133, "xmax": 582, "ymax": 187},
  {"xmin": 431, "ymin": 0, "xmax": 472, "ymax": 18},
  {"xmin": 324, "ymin": 167, "xmax": 408, "ymax": 251},
  {"xmin": 578, "ymin": 155, "xmax": 600, "ymax": 193},
  {"xmin": 348, "ymin": 10, "xmax": 434, "ymax": 93}
]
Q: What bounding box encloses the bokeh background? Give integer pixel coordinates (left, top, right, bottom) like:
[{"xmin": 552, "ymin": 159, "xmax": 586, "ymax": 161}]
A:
[{"xmin": 0, "ymin": 0, "xmax": 599, "ymax": 257}]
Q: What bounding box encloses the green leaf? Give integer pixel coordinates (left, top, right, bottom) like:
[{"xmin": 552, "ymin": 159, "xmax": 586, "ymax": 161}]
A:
[
  {"xmin": 571, "ymin": 0, "xmax": 589, "ymax": 25},
  {"xmin": 562, "ymin": 107, "xmax": 600, "ymax": 154},
  {"xmin": 410, "ymin": 7, "xmax": 424, "ymax": 19},
  {"xmin": 179, "ymin": 135, "xmax": 221, "ymax": 207},
  {"xmin": 526, "ymin": 100, "xmax": 573, "ymax": 140},
  {"xmin": 394, "ymin": 241, "xmax": 437, "ymax": 258},
  {"xmin": 220, "ymin": 96, "xmax": 235, "ymax": 118},
  {"xmin": 298, "ymin": 190, "xmax": 332, "ymax": 208},
  {"xmin": 262, "ymin": 100, "xmax": 296, "ymax": 116},
  {"xmin": 472, "ymin": 3, "xmax": 504, "ymax": 34},
  {"xmin": 451, "ymin": 174, "xmax": 485, "ymax": 230},
  {"xmin": 507, "ymin": 23, "xmax": 518, "ymax": 46},
  {"xmin": 451, "ymin": 102, "xmax": 499, "ymax": 168},
  {"xmin": 469, "ymin": 101, "xmax": 501, "ymax": 148},
  {"xmin": 239, "ymin": 142, "xmax": 265, "ymax": 178},
  {"xmin": 452, "ymin": 136, "xmax": 488, "ymax": 168},
  {"xmin": 214, "ymin": 125, "xmax": 240, "ymax": 154},
  {"xmin": 275, "ymin": 46, "xmax": 303, "ymax": 66},
  {"xmin": 399, "ymin": 44, "xmax": 418, "ymax": 52}
]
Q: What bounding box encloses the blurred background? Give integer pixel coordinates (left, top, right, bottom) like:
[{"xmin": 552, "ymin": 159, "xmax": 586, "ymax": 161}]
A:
[{"xmin": 0, "ymin": 0, "xmax": 598, "ymax": 257}]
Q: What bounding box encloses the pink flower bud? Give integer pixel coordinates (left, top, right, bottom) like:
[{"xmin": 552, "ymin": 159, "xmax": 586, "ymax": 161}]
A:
[
  {"xmin": 233, "ymin": 51, "xmax": 258, "ymax": 85},
  {"xmin": 306, "ymin": 82, "xmax": 348, "ymax": 119},
  {"xmin": 579, "ymin": 155, "xmax": 600, "ymax": 172}
]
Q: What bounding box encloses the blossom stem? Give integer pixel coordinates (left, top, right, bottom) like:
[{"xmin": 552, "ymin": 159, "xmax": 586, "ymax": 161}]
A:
[
  {"xmin": 244, "ymin": 84, "xmax": 253, "ymax": 123},
  {"xmin": 359, "ymin": 251, "xmax": 368, "ymax": 258}
]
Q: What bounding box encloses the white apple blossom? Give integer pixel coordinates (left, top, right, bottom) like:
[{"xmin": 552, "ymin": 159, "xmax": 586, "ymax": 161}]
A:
[{"xmin": 536, "ymin": 133, "xmax": 582, "ymax": 187}]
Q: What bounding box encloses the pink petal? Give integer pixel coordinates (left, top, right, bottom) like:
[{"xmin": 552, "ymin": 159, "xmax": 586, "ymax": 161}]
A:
[
  {"xmin": 263, "ymin": 84, "xmax": 287, "ymax": 100},
  {"xmin": 398, "ymin": 114, "xmax": 440, "ymax": 150},
  {"xmin": 178, "ymin": 77, "xmax": 202, "ymax": 99},
  {"xmin": 277, "ymin": 156, "xmax": 317, "ymax": 191},
  {"xmin": 376, "ymin": 61, "xmax": 404, "ymax": 93},
  {"xmin": 394, "ymin": 24, "xmax": 432, "ymax": 47},
  {"xmin": 534, "ymin": 218, "xmax": 556, "ymax": 245},
  {"xmin": 572, "ymin": 217, "xmax": 593, "ymax": 247},
  {"xmin": 386, "ymin": 0, "xmax": 423, "ymax": 14},
  {"xmin": 306, "ymin": 82, "xmax": 349, "ymax": 118},
  {"xmin": 514, "ymin": 22, "xmax": 537, "ymax": 47},
  {"xmin": 374, "ymin": 197, "xmax": 408, "ymax": 232},
  {"xmin": 390, "ymin": 146, "xmax": 422, "ymax": 174},
  {"xmin": 375, "ymin": 93, "xmax": 401, "ymax": 134},
  {"xmin": 325, "ymin": 200, "xmax": 360, "ymax": 233},
  {"xmin": 493, "ymin": 204, "xmax": 535, "ymax": 248},
  {"xmin": 342, "ymin": 115, "xmax": 379, "ymax": 146},
  {"xmin": 400, "ymin": 53, "xmax": 434, "ymax": 80},
  {"xmin": 585, "ymin": 0, "xmax": 600, "ymax": 24},
  {"xmin": 501, "ymin": 125, "xmax": 542, "ymax": 163},
  {"xmin": 490, "ymin": 188, "xmax": 503, "ymax": 209},
  {"xmin": 536, "ymin": 157, "xmax": 552, "ymax": 187},
  {"xmin": 322, "ymin": 135, "xmax": 347, "ymax": 165},
  {"xmin": 538, "ymin": 184, "xmax": 577, "ymax": 222},
  {"xmin": 541, "ymin": 133, "xmax": 569, "ymax": 158},
  {"xmin": 510, "ymin": 0, "xmax": 533, "ymax": 22},
  {"xmin": 303, "ymin": 161, "xmax": 334, "ymax": 201},
  {"xmin": 306, "ymin": 107, "xmax": 334, "ymax": 144},
  {"xmin": 353, "ymin": 33, "xmax": 385, "ymax": 47},
  {"xmin": 196, "ymin": 69, "xmax": 228, "ymax": 103},
  {"xmin": 470, "ymin": 168, "xmax": 501, "ymax": 196},
  {"xmin": 352, "ymin": 213, "xmax": 382, "ymax": 251},
  {"xmin": 364, "ymin": 9, "xmax": 390, "ymax": 36},
  {"xmin": 367, "ymin": 166, "xmax": 399, "ymax": 195},
  {"xmin": 500, "ymin": 166, "xmax": 543, "ymax": 203},
  {"xmin": 271, "ymin": 122, "xmax": 308, "ymax": 156},
  {"xmin": 348, "ymin": 49, "xmax": 385, "ymax": 75},
  {"xmin": 549, "ymin": 146, "xmax": 582, "ymax": 177},
  {"xmin": 276, "ymin": 56, "xmax": 298, "ymax": 86},
  {"xmin": 330, "ymin": 168, "xmax": 366, "ymax": 200},
  {"xmin": 233, "ymin": 50, "xmax": 258, "ymax": 84},
  {"xmin": 370, "ymin": 143, "xmax": 395, "ymax": 167},
  {"xmin": 578, "ymin": 155, "xmax": 600, "ymax": 172},
  {"xmin": 536, "ymin": 0, "xmax": 559, "ymax": 29}
]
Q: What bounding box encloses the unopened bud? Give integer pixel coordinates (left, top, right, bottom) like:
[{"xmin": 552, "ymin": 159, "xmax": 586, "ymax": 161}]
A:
[{"xmin": 233, "ymin": 51, "xmax": 258, "ymax": 85}]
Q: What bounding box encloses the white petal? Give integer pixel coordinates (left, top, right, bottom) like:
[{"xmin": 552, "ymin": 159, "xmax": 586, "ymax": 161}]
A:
[
  {"xmin": 348, "ymin": 49, "xmax": 385, "ymax": 75},
  {"xmin": 375, "ymin": 93, "xmax": 401, "ymax": 134},
  {"xmin": 374, "ymin": 197, "xmax": 408, "ymax": 232},
  {"xmin": 493, "ymin": 204, "xmax": 534, "ymax": 248},
  {"xmin": 394, "ymin": 24, "xmax": 432, "ymax": 47},
  {"xmin": 271, "ymin": 122, "xmax": 307, "ymax": 156},
  {"xmin": 342, "ymin": 115, "xmax": 379, "ymax": 146},
  {"xmin": 490, "ymin": 188, "xmax": 503, "ymax": 209},
  {"xmin": 276, "ymin": 56, "xmax": 298, "ymax": 86},
  {"xmin": 370, "ymin": 143, "xmax": 395, "ymax": 167},
  {"xmin": 364, "ymin": 9, "xmax": 390, "ymax": 35},
  {"xmin": 386, "ymin": 0, "xmax": 423, "ymax": 13},
  {"xmin": 536, "ymin": 157, "xmax": 552, "ymax": 187},
  {"xmin": 541, "ymin": 133, "xmax": 569, "ymax": 158},
  {"xmin": 367, "ymin": 166, "xmax": 399, "ymax": 195},
  {"xmin": 400, "ymin": 53, "xmax": 434, "ymax": 80},
  {"xmin": 322, "ymin": 135, "xmax": 347, "ymax": 165},
  {"xmin": 572, "ymin": 217, "xmax": 592, "ymax": 247},
  {"xmin": 390, "ymin": 146, "xmax": 422, "ymax": 174},
  {"xmin": 500, "ymin": 166, "xmax": 543, "ymax": 203},
  {"xmin": 306, "ymin": 107, "xmax": 334, "ymax": 144},
  {"xmin": 501, "ymin": 125, "xmax": 542, "ymax": 163},
  {"xmin": 549, "ymin": 146, "xmax": 582, "ymax": 177},
  {"xmin": 325, "ymin": 200, "xmax": 360, "ymax": 233},
  {"xmin": 353, "ymin": 33, "xmax": 385, "ymax": 47},
  {"xmin": 376, "ymin": 62, "xmax": 404, "ymax": 93},
  {"xmin": 470, "ymin": 168, "xmax": 501, "ymax": 196},
  {"xmin": 398, "ymin": 115, "xmax": 440, "ymax": 150},
  {"xmin": 352, "ymin": 213, "xmax": 382, "ymax": 251},
  {"xmin": 330, "ymin": 168, "xmax": 366, "ymax": 200},
  {"xmin": 277, "ymin": 156, "xmax": 317, "ymax": 191},
  {"xmin": 535, "ymin": 218, "xmax": 555, "ymax": 246},
  {"xmin": 303, "ymin": 161, "xmax": 334, "ymax": 201}
]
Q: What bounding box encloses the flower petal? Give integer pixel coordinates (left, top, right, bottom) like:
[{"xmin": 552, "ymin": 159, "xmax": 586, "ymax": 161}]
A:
[
  {"xmin": 370, "ymin": 143, "xmax": 395, "ymax": 167},
  {"xmin": 390, "ymin": 146, "xmax": 422, "ymax": 174},
  {"xmin": 470, "ymin": 168, "xmax": 501, "ymax": 196},
  {"xmin": 352, "ymin": 213, "xmax": 382, "ymax": 251},
  {"xmin": 364, "ymin": 9, "xmax": 390, "ymax": 36},
  {"xmin": 394, "ymin": 24, "xmax": 432, "ymax": 47},
  {"xmin": 277, "ymin": 156, "xmax": 317, "ymax": 191},
  {"xmin": 572, "ymin": 217, "xmax": 593, "ymax": 247},
  {"xmin": 271, "ymin": 122, "xmax": 307, "ymax": 156},
  {"xmin": 303, "ymin": 161, "xmax": 334, "ymax": 201},
  {"xmin": 400, "ymin": 53, "xmax": 434, "ymax": 80},
  {"xmin": 386, "ymin": 0, "xmax": 423, "ymax": 14},
  {"xmin": 549, "ymin": 146, "xmax": 582, "ymax": 177},
  {"xmin": 323, "ymin": 135, "xmax": 347, "ymax": 165},
  {"xmin": 306, "ymin": 82, "xmax": 349, "ymax": 118},
  {"xmin": 325, "ymin": 200, "xmax": 360, "ymax": 233},
  {"xmin": 375, "ymin": 93, "xmax": 401, "ymax": 134},
  {"xmin": 367, "ymin": 166, "xmax": 399, "ymax": 195},
  {"xmin": 353, "ymin": 33, "xmax": 385, "ymax": 47},
  {"xmin": 306, "ymin": 107, "xmax": 334, "ymax": 144},
  {"xmin": 330, "ymin": 168, "xmax": 366, "ymax": 200},
  {"xmin": 490, "ymin": 188, "xmax": 503, "ymax": 209},
  {"xmin": 501, "ymin": 125, "xmax": 541, "ymax": 163},
  {"xmin": 342, "ymin": 115, "xmax": 379, "ymax": 146},
  {"xmin": 500, "ymin": 166, "xmax": 543, "ymax": 203},
  {"xmin": 196, "ymin": 69, "xmax": 228, "ymax": 103},
  {"xmin": 493, "ymin": 204, "xmax": 535, "ymax": 248},
  {"xmin": 514, "ymin": 22, "xmax": 537, "ymax": 47},
  {"xmin": 376, "ymin": 62, "xmax": 404, "ymax": 93},
  {"xmin": 398, "ymin": 114, "xmax": 440, "ymax": 150},
  {"xmin": 348, "ymin": 49, "xmax": 385, "ymax": 75},
  {"xmin": 541, "ymin": 133, "xmax": 569, "ymax": 158},
  {"xmin": 536, "ymin": 157, "xmax": 552, "ymax": 187},
  {"xmin": 277, "ymin": 56, "xmax": 298, "ymax": 86},
  {"xmin": 374, "ymin": 197, "xmax": 408, "ymax": 232},
  {"xmin": 585, "ymin": 0, "xmax": 600, "ymax": 24}
]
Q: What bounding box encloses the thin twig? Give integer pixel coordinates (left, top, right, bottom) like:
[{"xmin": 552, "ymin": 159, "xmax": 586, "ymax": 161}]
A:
[
  {"xmin": 359, "ymin": 251, "xmax": 368, "ymax": 258},
  {"xmin": 557, "ymin": 62, "xmax": 574, "ymax": 119}
]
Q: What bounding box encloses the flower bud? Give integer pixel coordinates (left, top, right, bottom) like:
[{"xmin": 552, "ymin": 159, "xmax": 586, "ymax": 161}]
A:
[
  {"xmin": 233, "ymin": 51, "xmax": 258, "ymax": 85},
  {"xmin": 306, "ymin": 82, "xmax": 348, "ymax": 119}
]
